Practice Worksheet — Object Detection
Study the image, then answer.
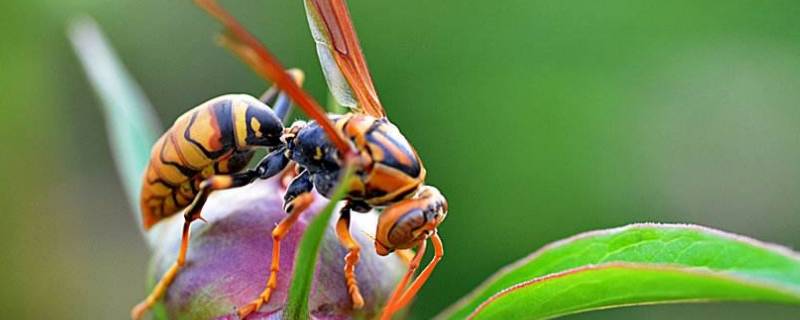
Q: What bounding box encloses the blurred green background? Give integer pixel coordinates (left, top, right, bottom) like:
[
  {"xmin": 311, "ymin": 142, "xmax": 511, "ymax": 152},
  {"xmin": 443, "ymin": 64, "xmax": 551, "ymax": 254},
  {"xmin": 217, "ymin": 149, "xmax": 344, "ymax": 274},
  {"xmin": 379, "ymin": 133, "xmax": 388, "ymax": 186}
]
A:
[{"xmin": 2, "ymin": 0, "xmax": 800, "ymax": 319}]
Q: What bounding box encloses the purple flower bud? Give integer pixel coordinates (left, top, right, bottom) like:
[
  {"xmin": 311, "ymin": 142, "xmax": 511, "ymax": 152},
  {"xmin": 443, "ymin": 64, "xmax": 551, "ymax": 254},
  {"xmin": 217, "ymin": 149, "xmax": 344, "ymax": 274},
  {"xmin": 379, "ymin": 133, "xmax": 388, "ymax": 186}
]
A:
[{"xmin": 145, "ymin": 177, "xmax": 406, "ymax": 319}]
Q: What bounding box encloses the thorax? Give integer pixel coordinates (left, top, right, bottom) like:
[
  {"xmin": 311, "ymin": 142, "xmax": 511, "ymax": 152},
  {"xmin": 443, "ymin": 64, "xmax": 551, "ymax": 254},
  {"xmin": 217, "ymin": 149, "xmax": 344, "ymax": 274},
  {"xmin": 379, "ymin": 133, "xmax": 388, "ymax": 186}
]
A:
[{"xmin": 289, "ymin": 113, "xmax": 426, "ymax": 206}]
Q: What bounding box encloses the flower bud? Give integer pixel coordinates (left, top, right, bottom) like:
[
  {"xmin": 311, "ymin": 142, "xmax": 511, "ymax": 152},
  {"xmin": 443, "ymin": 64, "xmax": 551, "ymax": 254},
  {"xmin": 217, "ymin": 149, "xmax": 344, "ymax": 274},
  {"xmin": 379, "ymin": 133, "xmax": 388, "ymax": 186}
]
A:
[{"xmin": 145, "ymin": 177, "xmax": 406, "ymax": 319}]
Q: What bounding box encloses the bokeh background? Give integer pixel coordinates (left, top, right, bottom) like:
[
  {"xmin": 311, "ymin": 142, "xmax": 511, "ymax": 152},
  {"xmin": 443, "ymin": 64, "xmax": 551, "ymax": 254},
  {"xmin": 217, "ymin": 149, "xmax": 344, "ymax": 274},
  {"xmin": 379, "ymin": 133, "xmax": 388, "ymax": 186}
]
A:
[{"xmin": 2, "ymin": 0, "xmax": 800, "ymax": 319}]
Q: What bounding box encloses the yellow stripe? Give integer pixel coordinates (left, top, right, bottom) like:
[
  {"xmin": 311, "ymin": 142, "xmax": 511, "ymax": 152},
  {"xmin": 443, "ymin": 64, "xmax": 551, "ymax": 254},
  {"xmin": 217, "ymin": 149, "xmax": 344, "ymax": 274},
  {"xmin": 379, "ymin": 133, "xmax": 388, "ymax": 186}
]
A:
[{"xmin": 233, "ymin": 97, "xmax": 249, "ymax": 148}]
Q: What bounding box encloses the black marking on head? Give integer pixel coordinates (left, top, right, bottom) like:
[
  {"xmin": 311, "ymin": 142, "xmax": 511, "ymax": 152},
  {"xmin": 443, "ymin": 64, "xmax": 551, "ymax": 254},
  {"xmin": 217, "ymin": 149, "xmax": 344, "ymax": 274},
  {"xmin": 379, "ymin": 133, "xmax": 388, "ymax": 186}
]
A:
[
  {"xmin": 245, "ymin": 105, "xmax": 283, "ymax": 147},
  {"xmin": 291, "ymin": 122, "xmax": 341, "ymax": 172}
]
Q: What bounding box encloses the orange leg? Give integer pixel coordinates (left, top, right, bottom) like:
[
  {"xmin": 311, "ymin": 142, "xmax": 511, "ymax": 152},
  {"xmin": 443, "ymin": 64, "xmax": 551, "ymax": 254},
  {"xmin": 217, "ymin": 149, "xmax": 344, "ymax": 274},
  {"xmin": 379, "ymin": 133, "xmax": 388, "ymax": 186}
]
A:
[
  {"xmin": 131, "ymin": 220, "xmax": 192, "ymax": 320},
  {"xmin": 393, "ymin": 233, "xmax": 444, "ymax": 312},
  {"xmin": 380, "ymin": 239, "xmax": 427, "ymax": 320},
  {"xmin": 380, "ymin": 232, "xmax": 444, "ymax": 320},
  {"xmin": 131, "ymin": 175, "xmax": 247, "ymax": 320},
  {"xmin": 335, "ymin": 207, "xmax": 365, "ymax": 309},
  {"xmin": 237, "ymin": 193, "xmax": 314, "ymax": 318}
]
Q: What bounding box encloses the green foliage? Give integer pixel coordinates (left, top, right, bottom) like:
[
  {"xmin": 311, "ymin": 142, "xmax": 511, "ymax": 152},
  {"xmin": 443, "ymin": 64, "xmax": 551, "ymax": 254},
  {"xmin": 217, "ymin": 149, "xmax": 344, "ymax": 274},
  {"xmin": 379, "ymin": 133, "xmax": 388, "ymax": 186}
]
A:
[
  {"xmin": 51, "ymin": 3, "xmax": 800, "ymax": 320},
  {"xmin": 439, "ymin": 224, "xmax": 800, "ymax": 319},
  {"xmin": 285, "ymin": 165, "xmax": 355, "ymax": 319},
  {"xmin": 468, "ymin": 263, "xmax": 800, "ymax": 319},
  {"xmin": 67, "ymin": 17, "xmax": 161, "ymax": 226}
]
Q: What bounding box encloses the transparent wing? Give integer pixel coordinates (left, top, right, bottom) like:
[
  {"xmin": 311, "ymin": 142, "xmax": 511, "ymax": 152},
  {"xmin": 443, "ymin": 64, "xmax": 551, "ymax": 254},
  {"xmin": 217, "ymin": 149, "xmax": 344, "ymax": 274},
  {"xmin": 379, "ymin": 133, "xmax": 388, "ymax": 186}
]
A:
[{"xmin": 304, "ymin": 0, "xmax": 386, "ymax": 117}]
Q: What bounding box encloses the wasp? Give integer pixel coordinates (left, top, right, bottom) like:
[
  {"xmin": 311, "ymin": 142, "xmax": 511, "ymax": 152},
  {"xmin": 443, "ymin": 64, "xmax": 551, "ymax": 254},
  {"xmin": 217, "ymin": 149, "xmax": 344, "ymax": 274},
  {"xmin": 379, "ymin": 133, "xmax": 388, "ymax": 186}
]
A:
[{"xmin": 132, "ymin": 1, "xmax": 448, "ymax": 319}]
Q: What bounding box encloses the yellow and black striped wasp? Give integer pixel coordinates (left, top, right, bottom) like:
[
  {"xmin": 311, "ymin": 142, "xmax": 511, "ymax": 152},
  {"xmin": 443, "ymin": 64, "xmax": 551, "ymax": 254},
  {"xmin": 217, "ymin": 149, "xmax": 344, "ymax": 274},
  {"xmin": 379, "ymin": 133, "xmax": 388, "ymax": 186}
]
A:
[{"xmin": 132, "ymin": 1, "xmax": 447, "ymax": 319}]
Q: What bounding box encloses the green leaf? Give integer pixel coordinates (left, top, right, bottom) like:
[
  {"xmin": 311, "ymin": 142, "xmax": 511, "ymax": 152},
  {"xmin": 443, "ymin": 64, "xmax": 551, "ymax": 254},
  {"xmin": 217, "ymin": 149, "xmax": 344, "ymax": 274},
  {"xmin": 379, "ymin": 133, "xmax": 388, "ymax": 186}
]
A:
[
  {"xmin": 469, "ymin": 263, "xmax": 800, "ymax": 319},
  {"xmin": 437, "ymin": 223, "xmax": 800, "ymax": 319},
  {"xmin": 285, "ymin": 165, "xmax": 355, "ymax": 319},
  {"xmin": 67, "ymin": 16, "xmax": 161, "ymax": 228}
]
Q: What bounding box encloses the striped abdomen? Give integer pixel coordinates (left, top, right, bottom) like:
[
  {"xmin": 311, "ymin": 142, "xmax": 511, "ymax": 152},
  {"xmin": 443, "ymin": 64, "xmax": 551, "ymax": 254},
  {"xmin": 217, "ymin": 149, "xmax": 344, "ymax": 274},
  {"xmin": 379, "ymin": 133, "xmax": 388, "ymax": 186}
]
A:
[{"xmin": 140, "ymin": 94, "xmax": 284, "ymax": 229}]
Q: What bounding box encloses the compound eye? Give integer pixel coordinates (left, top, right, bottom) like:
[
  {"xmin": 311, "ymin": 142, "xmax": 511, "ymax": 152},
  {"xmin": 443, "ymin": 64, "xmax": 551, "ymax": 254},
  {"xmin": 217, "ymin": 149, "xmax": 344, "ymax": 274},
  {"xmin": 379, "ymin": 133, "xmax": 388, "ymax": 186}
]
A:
[
  {"xmin": 375, "ymin": 186, "xmax": 447, "ymax": 255},
  {"xmin": 387, "ymin": 209, "xmax": 425, "ymax": 246}
]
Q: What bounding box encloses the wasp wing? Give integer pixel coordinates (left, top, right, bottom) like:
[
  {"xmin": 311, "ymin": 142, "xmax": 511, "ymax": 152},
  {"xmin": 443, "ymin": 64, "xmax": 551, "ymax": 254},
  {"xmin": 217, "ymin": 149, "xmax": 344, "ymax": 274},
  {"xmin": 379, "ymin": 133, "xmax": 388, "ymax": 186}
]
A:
[
  {"xmin": 304, "ymin": 0, "xmax": 386, "ymax": 118},
  {"xmin": 195, "ymin": 0, "xmax": 354, "ymax": 155}
]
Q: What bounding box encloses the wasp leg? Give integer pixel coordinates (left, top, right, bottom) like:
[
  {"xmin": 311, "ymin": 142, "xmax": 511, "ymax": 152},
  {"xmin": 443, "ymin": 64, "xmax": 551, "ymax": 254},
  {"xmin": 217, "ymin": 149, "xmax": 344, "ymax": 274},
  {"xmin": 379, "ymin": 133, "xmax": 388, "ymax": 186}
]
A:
[
  {"xmin": 131, "ymin": 170, "xmax": 258, "ymax": 320},
  {"xmin": 375, "ymin": 185, "xmax": 447, "ymax": 318},
  {"xmin": 260, "ymin": 69, "xmax": 304, "ymax": 122},
  {"xmin": 131, "ymin": 150, "xmax": 290, "ymax": 320},
  {"xmin": 335, "ymin": 204, "xmax": 366, "ymax": 309},
  {"xmin": 183, "ymin": 147, "xmax": 289, "ymax": 224},
  {"xmin": 253, "ymin": 146, "xmax": 291, "ymax": 179},
  {"xmin": 383, "ymin": 232, "xmax": 444, "ymax": 319},
  {"xmin": 238, "ymin": 193, "xmax": 314, "ymax": 318},
  {"xmin": 379, "ymin": 239, "xmax": 427, "ymax": 320},
  {"xmin": 282, "ymin": 169, "xmax": 313, "ymax": 213}
]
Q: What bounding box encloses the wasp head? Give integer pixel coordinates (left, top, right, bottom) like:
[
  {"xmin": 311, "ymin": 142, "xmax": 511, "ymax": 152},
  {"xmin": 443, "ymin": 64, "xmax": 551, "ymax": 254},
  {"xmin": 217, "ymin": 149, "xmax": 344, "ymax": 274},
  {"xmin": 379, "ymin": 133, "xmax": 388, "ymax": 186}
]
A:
[{"xmin": 374, "ymin": 186, "xmax": 447, "ymax": 256}]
